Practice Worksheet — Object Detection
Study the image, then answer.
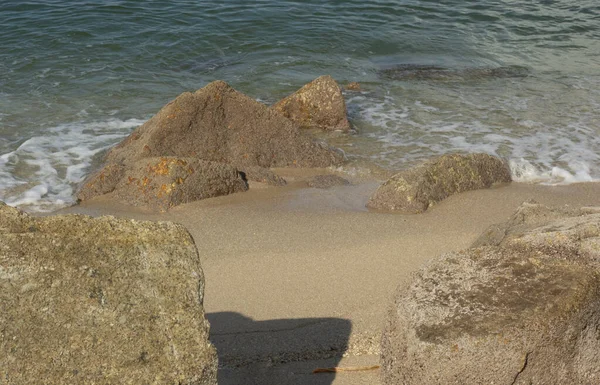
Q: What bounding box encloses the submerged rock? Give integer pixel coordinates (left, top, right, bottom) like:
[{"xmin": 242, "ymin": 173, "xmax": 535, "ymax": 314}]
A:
[
  {"xmin": 271, "ymin": 75, "xmax": 351, "ymax": 132},
  {"xmin": 78, "ymin": 80, "xmax": 344, "ymax": 209},
  {"xmin": 381, "ymin": 202, "xmax": 600, "ymax": 384},
  {"xmin": 367, "ymin": 153, "xmax": 512, "ymax": 213},
  {"xmin": 380, "ymin": 64, "xmax": 530, "ymax": 81},
  {"xmin": 0, "ymin": 203, "xmax": 217, "ymax": 384},
  {"xmin": 306, "ymin": 174, "xmax": 351, "ymax": 189}
]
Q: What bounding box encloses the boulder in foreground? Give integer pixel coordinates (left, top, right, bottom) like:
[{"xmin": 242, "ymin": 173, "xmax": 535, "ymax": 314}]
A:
[
  {"xmin": 272, "ymin": 75, "xmax": 351, "ymax": 132},
  {"xmin": 0, "ymin": 203, "xmax": 218, "ymax": 384},
  {"xmin": 381, "ymin": 202, "xmax": 600, "ymax": 384},
  {"xmin": 367, "ymin": 153, "xmax": 512, "ymax": 213}
]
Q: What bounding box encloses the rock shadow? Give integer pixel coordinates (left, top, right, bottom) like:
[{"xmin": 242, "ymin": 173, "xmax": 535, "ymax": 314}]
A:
[{"xmin": 207, "ymin": 312, "xmax": 352, "ymax": 385}]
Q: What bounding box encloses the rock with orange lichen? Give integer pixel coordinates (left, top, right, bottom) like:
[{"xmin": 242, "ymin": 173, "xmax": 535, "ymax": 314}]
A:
[
  {"xmin": 76, "ymin": 163, "xmax": 125, "ymax": 202},
  {"xmin": 111, "ymin": 157, "xmax": 247, "ymax": 211},
  {"xmin": 271, "ymin": 75, "xmax": 351, "ymax": 132}
]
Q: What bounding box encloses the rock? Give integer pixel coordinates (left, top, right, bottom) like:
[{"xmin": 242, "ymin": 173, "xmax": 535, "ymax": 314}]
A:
[
  {"xmin": 345, "ymin": 82, "xmax": 361, "ymax": 91},
  {"xmin": 367, "ymin": 153, "xmax": 512, "ymax": 213},
  {"xmin": 306, "ymin": 174, "xmax": 351, "ymax": 189},
  {"xmin": 271, "ymin": 75, "xmax": 351, "ymax": 132},
  {"xmin": 380, "ymin": 64, "xmax": 530, "ymax": 81},
  {"xmin": 78, "ymin": 80, "xmax": 344, "ymax": 209},
  {"xmin": 112, "ymin": 157, "xmax": 248, "ymax": 211},
  {"xmin": 0, "ymin": 204, "xmax": 217, "ymax": 384},
  {"xmin": 237, "ymin": 166, "xmax": 287, "ymax": 186},
  {"xmin": 76, "ymin": 163, "xmax": 125, "ymax": 201},
  {"xmin": 473, "ymin": 201, "xmax": 600, "ymax": 265},
  {"xmin": 106, "ymin": 80, "xmax": 344, "ymax": 169},
  {"xmin": 381, "ymin": 202, "xmax": 600, "ymax": 384},
  {"xmin": 381, "ymin": 247, "xmax": 600, "ymax": 384}
]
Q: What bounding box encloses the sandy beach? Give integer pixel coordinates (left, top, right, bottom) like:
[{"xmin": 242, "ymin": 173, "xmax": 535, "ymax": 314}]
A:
[{"xmin": 51, "ymin": 171, "xmax": 600, "ymax": 385}]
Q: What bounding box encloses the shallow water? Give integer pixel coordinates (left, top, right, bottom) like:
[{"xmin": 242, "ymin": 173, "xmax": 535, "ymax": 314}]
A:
[{"xmin": 1, "ymin": 0, "xmax": 599, "ymax": 211}]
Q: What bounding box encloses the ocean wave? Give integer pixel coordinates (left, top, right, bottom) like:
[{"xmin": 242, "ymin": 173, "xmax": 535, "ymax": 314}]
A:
[{"xmin": 0, "ymin": 118, "xmax": 143, "ymax": 212}]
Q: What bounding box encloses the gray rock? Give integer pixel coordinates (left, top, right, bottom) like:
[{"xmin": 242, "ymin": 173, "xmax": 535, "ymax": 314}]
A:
[
  {"xmin": 271, "ymin": 75, "xmax": 351, "ymax": 132},
  {"xmin": 367, "ymin": 153, "xmax": 512, "ymax": 213},
  {"xmin": 0, "ymin": 204, "xmax": 218, "ymax": 384},
  {"xmin": 306, "ymin": 174, "xmax": 351, "ymax": 189},
  {"xmin": 381, "ymin": 202, "xmax": 600, "ymax": 384}
]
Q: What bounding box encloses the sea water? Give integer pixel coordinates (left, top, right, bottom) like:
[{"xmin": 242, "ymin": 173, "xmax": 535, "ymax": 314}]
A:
[{"xmin": 1, "ymin": 0, "xmax": 599, "ymax": 211}]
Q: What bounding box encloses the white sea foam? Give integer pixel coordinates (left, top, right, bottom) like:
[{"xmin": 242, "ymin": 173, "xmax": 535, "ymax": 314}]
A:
[
  {"xmin": 346, "ymin": 81, "xmax": 600, "ymax": 185},
  {"xmin": 0, "ymin": 118, "xmax": 144, "ymax": 212}
]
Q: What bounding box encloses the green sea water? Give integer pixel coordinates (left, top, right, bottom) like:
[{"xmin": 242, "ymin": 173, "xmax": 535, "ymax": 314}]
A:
[{"xmin": 1, "ymin": 0, "xmax": 599, "ymax": 210}]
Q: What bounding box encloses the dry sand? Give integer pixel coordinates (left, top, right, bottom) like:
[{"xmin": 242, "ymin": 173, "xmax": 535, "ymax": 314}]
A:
[{"xmin": 55, "ymin": 174, "xmax": 600, "ymax": 385}]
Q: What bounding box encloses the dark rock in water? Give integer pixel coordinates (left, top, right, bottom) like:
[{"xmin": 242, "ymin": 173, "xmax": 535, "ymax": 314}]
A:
[
  {"xmin": 271, "ymin": 75, "xmax": 351, "ymax": 132},
  {"xmin": 306, "ymin": 174, "xmax": 351, "ymax": 189},
  {"xmin": 78, "ymin": 80, "xmax": 344, "ymax": 209},
  {"xmin": 112, "ymin": 157, "xmax": 248, "ymax": 211},
  {"xmin": 0, "ymin": 203, "xmax": 218, "ymax": 384},
  {"xmin": 106, "ymin": 80, "xmax": 344, "ymax": 169},
  {"xmin": 238, "ymin": 166, "xmax": 287, "ymax": 186},
  {"xmin": 381, "ymin": 202, "xmax": 600, "ymax": 385},
  {"xmin": 367, "ymin": 153, "xmax": 512, "ymax": 213},
  {"xmin": 380, "ymin": 64, "xmax": 530, "ymax": 81}
]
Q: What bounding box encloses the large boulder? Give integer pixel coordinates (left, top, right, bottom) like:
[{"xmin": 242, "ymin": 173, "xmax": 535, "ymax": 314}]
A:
[
  {"xmin": 0, "ymin": 203, "xmax": 218, "ymax": 384},
  {"xmin": 77, "ymin": 81, "xmax": 345, "ymax": 209},
  {"xmin": 381, "ymin": 202, "xmax": 600, "ymax": 384},
  {"xmin": 106, "ymin": 80, "xmax": 344, "ymax": 169},
  {"xmin": 271, "ymin": 75, "xmax": 351, "ymax": 132},
  {"xmin": 367, "ymin": 153, "xmax": 512, "ymax": 213}
]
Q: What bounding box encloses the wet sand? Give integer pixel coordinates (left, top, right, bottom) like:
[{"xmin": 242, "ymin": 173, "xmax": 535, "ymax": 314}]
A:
[{"xmin": 55, "ymin": 175, "xmax": 600, "ymax": 385}]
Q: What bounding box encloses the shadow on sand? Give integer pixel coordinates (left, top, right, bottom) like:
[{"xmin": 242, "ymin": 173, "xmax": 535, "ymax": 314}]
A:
[{"xmin": 207, "ymin": 312, "xmax": 352, "ymax": 385}]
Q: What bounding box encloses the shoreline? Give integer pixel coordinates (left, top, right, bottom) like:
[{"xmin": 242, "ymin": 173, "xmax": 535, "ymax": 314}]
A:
[{"xmin": 52, "ymin": 179, "xmax": 600, "ymax": 384}]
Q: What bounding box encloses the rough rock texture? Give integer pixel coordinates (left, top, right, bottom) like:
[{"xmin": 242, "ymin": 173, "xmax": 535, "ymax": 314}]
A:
[
  {"xmin": 306, "ymin": 174, "xmax": 351, "ymax": 189},
  {"xmin": 78, "ymin": 157, "xmax": 248, "ymax": 210},
  {"xmin": 345, "ymin": 82, "xmax": 361, "ymax": 91},
  {"xmin": 106, "ymin": 80, "xmax": 344, "ymax": 169},
  {"xmin": 271, "ymin": 75, "xmax": 351, "ymax": 132},
  {"xmin": 76, "ymin": 163, "xmax": 125, "ymax": 201},
  {"xmin": 112, "ymin": 157, "xmax": 248, "ymax": 211},
  {"xmin": 367, "ymin": 153, "xmax": 512, "ymax": 213},
  {"xmin": 77, "ymin": 80, "xmax": 343, "ymax": 208},
  {"xmin": 381, "ymin": 202, "xmax": 600, "ymax": 385},
  {"xmin": 473, "ymin": 200, "xmax": 600, "ymax": 265},
  {"xmin": 238, "ymin": 166, "xmax": 287, "ymax": 186},
  {"xmin": 0, "ymin": 203, "xmax": 218, "ymax": 385}
]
